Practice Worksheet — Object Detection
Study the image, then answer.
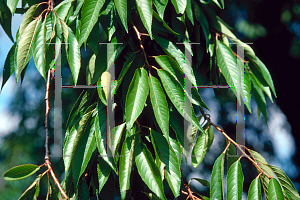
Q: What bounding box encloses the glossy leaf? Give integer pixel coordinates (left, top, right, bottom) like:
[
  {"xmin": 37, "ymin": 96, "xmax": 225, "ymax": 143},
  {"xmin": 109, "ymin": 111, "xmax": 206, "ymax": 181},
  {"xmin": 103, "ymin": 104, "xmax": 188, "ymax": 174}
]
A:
[
  {"xmin": 54, "ymin": 0, "xmax": 74, "ymax": 21},
  {"xmin": 114, "ymin": 0, "xmax": 128, "ymax": 32},
  {"xmin": 157, "ymin": 69, "xmax": 203, "ymax": 132},
  {"xmin": 149, "ymin": 75, "xmax": 169, "ymax": 139},
  {"xmin": 191, "ymin": 178, "xmax": 210, "ymax": 186},
  {"xmin": 135, "ymin": 0, "xmax": 153, "ymax": 39},
  {"xmin": 16, "ymin": 18, "xmax": 39, "ymax": 81},
  {"xmin": 3, "ymin": 164, "xmax": 40, "ymax": 181},
  {"xmin": 248, "ymin": 177, "xmax": 262, "ymax": 200},
  {"xmin": 171, "ymin": 0, "xmax": 187, "ymax": 14},
  {"xmin": 191, "ymin": 131, "xmax": 208, "ymax": 168},
  {"xmin": 186, "ymin": 0, "xmax": 194, "ymax": 25},
  {"xmin": 227, "ymin": 160, "xmax": 244, "ymax": 200},
  {"xmin": 32, "ymin": 19, "xmax": 46, "ymax": 80},
  {"xmin": 1, "ymin": 43, "xmax": 17, "ymax": 91},
  {"xmin": 153, "ymin": 0, "xmax": 168, "ymax": 19},
  {"xmin": 65, "ymin": 26, "xmax": 81, "ymax": 85},
  {"xmin": 268, "ymin": 178, "xmax": 284, "ymax": 200},
  {"xmin": 268, "ymin": 165, "xmax": 300, "ymax": 199},
  {"xmin": 119, "ymin": 134, "xmax": 135, "ymax": 200},
  {"xmin": 216, "ymin": 40, "xmax": 241, "ymax": 102},
  {"xmin": 19, "ymin": 4, "xmax": 38, "ymax": 36},
  {"xmin": 125, "ymin": 68, "xmax": 149, "ymax": 130},
  {"xmin": 150, "ymin": 129, "xmax": 181, "ymax": 197},
  {"xmin": 134, "ymin": 139, "xmax": 166, "ymax": 200},
  {"xmin": 110, "ymin": 122, "xmax": 126, "ymax": 158},
  {"xmin": 97, "ymin": 156, "xmax": 111, "ymax": 192},
  {"xmin": 79, "ymin": 0, "xmax": 105, "ymax": 46},
  {"xmin": 210, "ymin": 153, "xmax": 225, "ymax": 200}
]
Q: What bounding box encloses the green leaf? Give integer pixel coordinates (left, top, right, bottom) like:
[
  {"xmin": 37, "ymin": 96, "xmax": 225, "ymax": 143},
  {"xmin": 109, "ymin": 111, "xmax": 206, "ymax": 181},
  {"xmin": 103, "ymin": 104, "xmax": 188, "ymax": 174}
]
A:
[
  {"xmin": 19, "ymin": 4, "xmax": 38, "ymax": 36},
  {"xmin": 171, "ymin": 0, "xmax": 187, "ymax": 14},
  {"xmin": 63, "ymin": 109, "xmax": 94, "ymax": 174},
  {"xmin": 153, "ymin": 11, "xmax": 179, "ymax": 35},
  {"xmin": 216, "ymin": 40, "xmax": 241, "ymax": 103},
  {"xmin": 114, "ymin": 0, "xmax": 128, "ymax": 32},
  {"xmin": 54, "ymin": 0, "xmax": 74, "ymax": 21},
  {"xmin": 1, "ymin": 43, "xmax": 17, "ymax": 91},
  {"xmin": 113, "ymin": 53, "xmax": 136, "ymax": 93},
  {"xmin": 19, "ymin": 174, "xmax": 42, "ymax": 200},
  {"xmin": 87, "ymin": 21, "xmax": 100, "ymax": 54},
  {"xmin": 135, "ymin": 0, "xmax": 153, "ymax": 39},
  {"xmin": 244, "ymin": 69, "xmax": 252, "ymax": 113},
  {"xmin": 248, "ymin": 177, "xmax": 262, "ymax": 200},
  {"xmin": 150, "ymin": 129, "xmax": 181, "ymax": 197},
  {"xmin": 210, "ymin": 153, "xmax": 225, "ymax": 200},
  {"xmin": 268, "ymin": 178, "xmax": 284, "ymax": 200},
  {"xmin": 191, "ymin": 178, "xmax": 210, "ymax": 186},
  {"xmin": 157, "ymin": 69, "xmax": 203, "ymax": 132},
  {"xmin": 154, "ymin": 37, "xmax": 197, "ymax": 87},
  {"xmin": 134, "ymin": 138, "xmax": 166, "ymax": 200},
  {"xmin": 0, "ymin": 3, "xmax": 13, "ymax": 42},
  {"xmin": 149, "ymin": 74, "xmax": 169, "ymax": 139},
  {"xmin": 194, "ymin": 4, "xmax": 210, "ymax": 51},
  {"xmin": 79, "ymin": 0, "xmax": 105, "ymax": 46},
  {"xmin": 212, "ymin": 0, "xmax": 225, "ymax": 9},
  {"xmin": 207, "ymin": 125, "xmax": 214, "ymax": 149},
  {"xmin": 249, "ymin": 150, "xmax": 274, "ymax": 199},
  {"xmin": 97, "ymin": 156, "xmax": 111, "ymax": 192},
  {"xmin": 267, "ymin": 165, "xmax": 300, "ymax": 199},
  {"xmin": 6, "ymin": 0, "xmax": 18, "ymax": 15},
  {"xmin": 95, "ymin": 104, "xmax": 118, "ymax": 174},
  {"xmin": 119, "ymin": 134, "xmax": 135, "ymax": 200},
  {"xmin": 227, "ymin": 160, "xmax": 244, "ymax": 200},
  {"xmin": 32, "ymin": 19, "xmax": 47, "ymax": 80},
  {"xmin": 65, "ymin": 26, "xmax": 81, "ymax": 85},
  {"xmin": 153, "ymin": 0, "xmax": 168, "ymax": 19},
  {"xmin": 186, "ymin": 0, "xmax": 194, "ymax": 25},
  {"xmin": 45, "ymin": 12, "xmax": 55, "ymax": 41},
  {"xmin": 125, "ymin": 68, "xmax": 149, "ymax": 130},
  {"xmin": 16, "ymin": 18, "xmax": 39, "ymax": 81},
  {"xmin": 191, "ymin": 131, "xmax": 208, "ymax": 168},
  {"xmin": 111, "ymin": 123, "xmax": 126, "ymax": 158},
  {"xmin": 3, "ymin": 164, "xmax": 40, "ymax": 181},
  {"xmin": 86, "ymin": 54, "xmax": 96, "ymax": 85}
]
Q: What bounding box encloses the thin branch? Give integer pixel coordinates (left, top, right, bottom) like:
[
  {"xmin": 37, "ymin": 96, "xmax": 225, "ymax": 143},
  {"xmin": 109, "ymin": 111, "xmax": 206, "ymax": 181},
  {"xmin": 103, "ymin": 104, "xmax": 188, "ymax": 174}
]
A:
[
  {"xmin": 182, "ymin": 173, "xmax": 196, "ymax": 200},
  {"xmin": 199, "ymin": 107, "xmax": 272, "ymax": 179},
  {"xmin": 132, "ymin": 24, "xmax": 150, "ymax": 67},
  {"xmin": 45, "ymin": 70, "xmax": 51, "ymax": 160}
]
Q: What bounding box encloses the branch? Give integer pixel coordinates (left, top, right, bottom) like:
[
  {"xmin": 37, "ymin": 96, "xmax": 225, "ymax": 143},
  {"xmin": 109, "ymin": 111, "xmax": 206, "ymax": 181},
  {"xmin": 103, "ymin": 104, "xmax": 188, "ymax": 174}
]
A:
[
  {"xmin": 44, "ymin": 69, "xmax": 69, "ymax": 199},
  {"xmin": 182, "ymin": 173, "xmax": 196, "ymax": 200},
  {"xmin": 199, "ymin": 107, "xmax": 272, "ymax": 179},
  {"xmin": 132, "ymin": 24, "xmax": 150, "ymax": 68}
]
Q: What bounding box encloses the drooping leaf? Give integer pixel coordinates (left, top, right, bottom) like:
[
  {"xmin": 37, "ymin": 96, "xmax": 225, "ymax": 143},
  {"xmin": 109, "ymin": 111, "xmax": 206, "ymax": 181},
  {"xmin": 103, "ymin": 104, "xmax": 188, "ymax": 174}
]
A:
[
  {"xmin": 0, "ymin": 3, "xmax": 13, "ymax": 42},
  {"xmin": 16, "ymin": 18, "xmax": 40, "ymax": 81},
  {"xmin": 186, "ymin": 0, "xmax": 194, "ymax": 25},
  {"xmin": 153, "ymin": 0, "xmax": 168, "ymax": 19},
  {"xmin": 194, "ymin": 3, "xmax": 210, "ymax": 51},
  {"xmin": 119, "ymin": 134, "xmax": 135, "ymax": 200},
  {"xmin": 125, "ymin": 68, "xmax": 149, "ymax": 130},
  {"xmin": 148, "ymin": 74, "xmax": 169, "ymax": 139},
  {"xmin": 268, "ymin": 178, "xmax": 284, "ymax": 200},
  {"xmin": 210, "ymin": 153, "xmax": 225, "ymax": 200},
  {"xmin": 135, "ymin": 0, "xmax": 153, "ymax": 39},
  {"xmin": 248, "ymin": 177, "xmax": 262, "ymax": 200},
  {"xmin": 216, "ymin": 40, "xmax": 242, "ymax": 103},
  {"xmin": 191, "ymin": 178, "xmax": 210, "ymax": 186},
  {"xmin": 54, "ymin": 0, "xmax": 74, "ymax": 21},
  {"xmin": 32, "ymin": 19, "xmax": 47, "ymax": 80},
  {"xmin": 134, "ymin": 138, "xmax": 166, "ymax": 200},
  {"xmin": 267, "ymin": 165, "xmax": 300, "ymax": 199},
  {"xmin": 171, "ymin": 0, "xmax": 187, "ymax": 14},
  {"xmin": 191, "ymin": 130, "xmax": 208, "ymax": 168},
  {"xmin": 153, "ymin": 11, "xmax": 179, "ymax": 35},
  {"xmin": 157, "ymin": 69, "xmax": 203, "ymax": 133},
  {"xmin": 206, "ymin": 125, "xmax": 214, "ymax": 149},
  {"xmin": 19, "ymin": 4, "xmax": 38, "ymax": 36},
  {"xmin": 3, "ymin": 164, "xmax": 40, "ymax": 181},
  {"xmin": 114, "ymin": 0, "xmax": 128, "ymax": 32},
  {"xmin": 97, "ymin": 156, "xmax": 111, "ymax": 192},
  {"xmin": 212, "ymin": 0, "xmax": 225, "ymax": 9},
  {"xmin": 1, "ymin": 43, "xmax": 17, "ymax": 91},
  {"xmin": 6, "ymin": 0, "xmax": 18, "ymax": 15},
  {"xmin": 227, "ymin": 160, "xmax": 244, "ymax": 200},
  {"xmin": 65, "ymin": 26, "xmax": 81, "ymax": 85},
  {"xmin": 79, "ymin": 0, "xmax": 105, "ymax": 46},
  {"xmin": 87, "ymin": 21, "xmax": 100, "ymax": 54},
  {"xmin": 150, "ymin": 129, "xmax": 181, "ymax": 197}
]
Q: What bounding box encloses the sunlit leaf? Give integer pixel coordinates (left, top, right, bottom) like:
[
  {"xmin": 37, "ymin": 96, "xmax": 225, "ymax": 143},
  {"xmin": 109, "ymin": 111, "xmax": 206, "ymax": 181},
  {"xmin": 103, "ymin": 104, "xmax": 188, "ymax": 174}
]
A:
[
  {"xmin": 210, "ymin": 153, "xmax": 225, "ymax": 200},
  {"xmin": 135, "ymin": 0, "xmax": 153, "ymax": 39},
  {"xmin": 3, "ymin": 164, "xmax": 40, "ymax": 181},
  {"xmin": 114, "ymin": 0, "xmax": 128, "ymax": 32},
  {"xmin": 227, "ymin": 160, "xmax": 244, "ymax": 200},
  {"xmin": 268, "ymin": 178, "xmax": 284, "ymax": 200},
  {"xmin": 248, "ymin": 177, "xmax": 262, "ymax": 200}
]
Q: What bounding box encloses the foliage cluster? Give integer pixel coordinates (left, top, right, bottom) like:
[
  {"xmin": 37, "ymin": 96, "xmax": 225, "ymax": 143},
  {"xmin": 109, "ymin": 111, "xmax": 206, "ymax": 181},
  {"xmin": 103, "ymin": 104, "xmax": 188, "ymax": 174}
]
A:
[{"xmin": 1, "ymin": 0, "xmax": 299, "ymax": 199}]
